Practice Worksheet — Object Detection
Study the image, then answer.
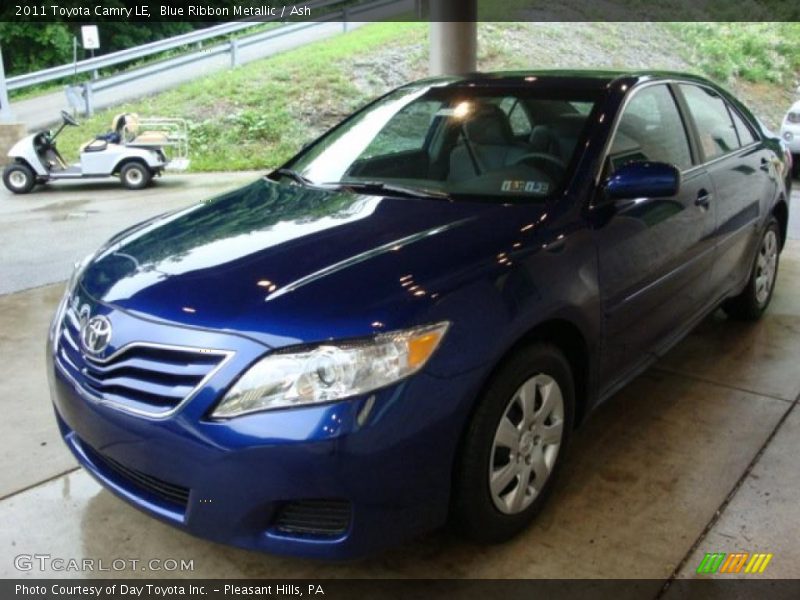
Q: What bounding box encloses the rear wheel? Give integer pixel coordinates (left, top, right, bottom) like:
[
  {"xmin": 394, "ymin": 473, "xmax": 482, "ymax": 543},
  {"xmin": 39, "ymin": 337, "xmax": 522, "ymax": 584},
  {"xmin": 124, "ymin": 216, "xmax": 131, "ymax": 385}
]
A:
[
  {"xmin": 120, "ymin": 162, "xmax": 151, "ymax": 190},
  {"xmin": 3, "ymin": 163, "xmax": 36, "ymax": 194},
  {"xmin": 452, "ymin": 343, "xmax": 574, "ymax": 543},
  {"xmin": 723, "ymin": 218, "xmax": 780, "ymax": 320}
]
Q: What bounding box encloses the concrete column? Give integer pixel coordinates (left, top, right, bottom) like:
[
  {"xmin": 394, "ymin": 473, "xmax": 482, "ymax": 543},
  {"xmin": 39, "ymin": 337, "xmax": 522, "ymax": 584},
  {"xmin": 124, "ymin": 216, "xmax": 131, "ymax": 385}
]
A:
[
  {"xmin": 428, "ymin": 0, "xmax": 478, "ymax": 76},
  {"xmin": 0, "ymin": 46, "xmax": 26, "ymax": 158},
  {"xmin": 0, "ymin": 46, "xmax": 14, "ymax": 122}
]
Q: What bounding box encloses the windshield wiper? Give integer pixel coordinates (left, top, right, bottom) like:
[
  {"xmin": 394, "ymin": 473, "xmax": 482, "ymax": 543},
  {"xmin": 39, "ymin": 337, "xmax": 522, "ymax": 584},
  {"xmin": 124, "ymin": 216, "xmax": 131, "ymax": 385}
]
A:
[
  {"xmin": 325, "ymin": 180, "xmax": 451, "ymax": 200},
  {"xmin": 270, "ymin": 168, "xmax": 315, "ymax": 186}
]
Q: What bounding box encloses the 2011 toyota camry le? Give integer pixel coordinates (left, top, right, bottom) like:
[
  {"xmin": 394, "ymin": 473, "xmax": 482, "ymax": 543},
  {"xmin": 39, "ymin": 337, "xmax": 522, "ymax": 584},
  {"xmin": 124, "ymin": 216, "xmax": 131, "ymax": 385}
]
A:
[{"xmin": 48, "ymin": 70, "xmax": 790, "ymax": 559}]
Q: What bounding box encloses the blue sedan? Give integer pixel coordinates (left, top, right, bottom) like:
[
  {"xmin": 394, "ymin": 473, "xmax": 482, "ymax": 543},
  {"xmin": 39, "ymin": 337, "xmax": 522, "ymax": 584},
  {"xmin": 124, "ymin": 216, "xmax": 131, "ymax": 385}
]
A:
[{"xmin": 48, "ymin": 70, "xmax": 790, "ymax": 558}]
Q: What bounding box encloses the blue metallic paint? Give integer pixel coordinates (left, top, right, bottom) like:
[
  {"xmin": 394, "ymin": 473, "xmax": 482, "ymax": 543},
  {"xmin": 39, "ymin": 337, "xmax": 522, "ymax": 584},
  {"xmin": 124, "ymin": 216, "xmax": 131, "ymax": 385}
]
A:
[
  {"xmin": 604, "ymin": 161, "xmax": 681, "ymax": 200},
  {"xmin": 48, "ymin": 71, "xmax": 789, "ymax": 558}
]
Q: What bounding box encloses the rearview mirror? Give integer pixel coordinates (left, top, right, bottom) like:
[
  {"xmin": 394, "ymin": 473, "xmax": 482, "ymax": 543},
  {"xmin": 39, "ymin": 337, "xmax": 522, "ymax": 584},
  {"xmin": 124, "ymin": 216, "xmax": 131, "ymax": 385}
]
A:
[{"xmin": 603, "ymin": 161, "xmax": 680, "ymax": 201}]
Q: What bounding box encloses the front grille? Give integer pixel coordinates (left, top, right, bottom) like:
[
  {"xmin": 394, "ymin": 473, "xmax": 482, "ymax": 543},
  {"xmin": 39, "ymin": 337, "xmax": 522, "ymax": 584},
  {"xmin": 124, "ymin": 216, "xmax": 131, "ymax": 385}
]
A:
[
  {"xmin": 81, "ymin": 441, "xmax": 190, "ymax": 508},
  {"xmin": 55, "ymin": 303, "xmax": 229, "ymax": 415},
  {"xmin": 273, "ymin": 499, "xmax": 352, "ymax": 537}
]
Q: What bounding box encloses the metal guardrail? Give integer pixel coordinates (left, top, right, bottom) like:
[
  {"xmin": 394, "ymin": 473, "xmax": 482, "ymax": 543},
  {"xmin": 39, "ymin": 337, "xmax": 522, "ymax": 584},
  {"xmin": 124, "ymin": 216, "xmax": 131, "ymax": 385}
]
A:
[
  {"xmin": 66, "ymin": 0, "xmax": 414, "ymax": 116},
  {"xmin": 6, "ymin": 22, "xmax": 257, "ymax": 91},
  {"xmin": 5, "ymin": 0, "xmax": 394, "ymax": 92},
  {"xmin": 90, "ymin": 20, "xmax": 323, "ymax": 93}
]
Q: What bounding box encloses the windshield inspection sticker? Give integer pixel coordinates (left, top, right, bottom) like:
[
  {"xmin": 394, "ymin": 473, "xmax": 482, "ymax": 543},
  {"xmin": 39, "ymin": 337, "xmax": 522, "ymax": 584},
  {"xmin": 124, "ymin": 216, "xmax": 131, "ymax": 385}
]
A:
[{"xmin": 501, "ymin": 180, "xmax": 550, "ymax": 194}]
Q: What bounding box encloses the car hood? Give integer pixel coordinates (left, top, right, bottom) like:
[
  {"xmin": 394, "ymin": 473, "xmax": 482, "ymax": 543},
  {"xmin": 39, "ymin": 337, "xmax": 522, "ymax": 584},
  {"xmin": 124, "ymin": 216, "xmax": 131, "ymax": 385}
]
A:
[{"xmin": 81, "ymin": 178, "xmax": 540, "ymax": 347}]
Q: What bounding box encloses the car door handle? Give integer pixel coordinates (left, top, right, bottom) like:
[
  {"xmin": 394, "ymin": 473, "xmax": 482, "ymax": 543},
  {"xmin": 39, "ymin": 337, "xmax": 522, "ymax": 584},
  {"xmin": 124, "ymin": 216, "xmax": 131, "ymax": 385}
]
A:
[
  {"xmin": 695, "ymin": 190, "xmax": 712, "ymax": 208},
  {"xmin": 760, "ymin": 157, "xmax": 770, "ymax": 172}
]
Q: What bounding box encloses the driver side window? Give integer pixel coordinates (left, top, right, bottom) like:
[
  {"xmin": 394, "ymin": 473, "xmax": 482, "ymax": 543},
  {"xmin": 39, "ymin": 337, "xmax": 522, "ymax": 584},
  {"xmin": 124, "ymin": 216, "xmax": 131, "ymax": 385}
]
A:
[{"xmin": 608, "ymin": 85, "xmax": 693, "ymax": 173}]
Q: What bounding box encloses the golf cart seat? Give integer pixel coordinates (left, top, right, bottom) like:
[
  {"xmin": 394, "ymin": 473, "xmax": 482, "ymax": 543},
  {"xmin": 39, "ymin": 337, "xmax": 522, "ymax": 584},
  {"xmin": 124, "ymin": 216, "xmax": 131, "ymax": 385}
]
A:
[
  {"xmin": 90, "ymin": 113, "xmax": 127, "ymax": 145},
  {"xmin": 121, "ymin": 113, "xmax": 170, "ymax": 147},
  {"xmin": 80, "ymin": 139, "xmax": 109, "ymax": 153}
]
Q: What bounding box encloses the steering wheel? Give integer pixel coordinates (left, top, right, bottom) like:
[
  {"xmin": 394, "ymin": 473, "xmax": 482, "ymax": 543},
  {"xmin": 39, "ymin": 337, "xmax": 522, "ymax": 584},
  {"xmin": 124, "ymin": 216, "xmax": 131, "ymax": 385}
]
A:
[
  {"xmin": 61, "ymin": 110, "xmax": 80, "ymax": 127},
  {"xmin": 511, "ymin": 152, "xmax": 567, "ymax": 180}
]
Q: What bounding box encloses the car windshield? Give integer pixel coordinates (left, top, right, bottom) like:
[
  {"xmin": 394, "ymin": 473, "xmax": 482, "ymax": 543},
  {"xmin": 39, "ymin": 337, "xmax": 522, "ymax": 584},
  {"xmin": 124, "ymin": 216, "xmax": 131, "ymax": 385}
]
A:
[{"xmin": 278, "ymin": 84, "xmax": 600, "ymax": 201}]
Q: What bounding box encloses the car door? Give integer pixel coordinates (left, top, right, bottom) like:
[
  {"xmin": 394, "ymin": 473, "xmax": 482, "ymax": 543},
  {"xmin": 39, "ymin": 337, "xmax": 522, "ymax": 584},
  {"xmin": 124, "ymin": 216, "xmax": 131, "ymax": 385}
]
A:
[
  {"xmin": 593, "ymin": 83, "xmax": 717, "ymax": 390},
  {"xmin": 677, "ymin": 84, "xmax": 778, "ymax": 295}
]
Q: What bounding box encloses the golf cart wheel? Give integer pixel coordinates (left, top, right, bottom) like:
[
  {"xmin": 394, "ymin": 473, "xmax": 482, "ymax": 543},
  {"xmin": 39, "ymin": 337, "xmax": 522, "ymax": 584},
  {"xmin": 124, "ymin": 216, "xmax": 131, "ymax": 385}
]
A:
[
  {"xmin": 120, "ymin": 162, "xmax": 152, "ymax": 190},
  {"xmin": 3, "ymin": 163, "xmax": 36, "ymax": 194}
]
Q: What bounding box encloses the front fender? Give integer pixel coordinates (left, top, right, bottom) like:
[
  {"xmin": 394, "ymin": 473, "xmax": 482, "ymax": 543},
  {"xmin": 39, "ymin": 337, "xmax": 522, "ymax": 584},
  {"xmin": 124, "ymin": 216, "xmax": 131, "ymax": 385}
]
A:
[
  {"xmin": 7, "ymin": 134, "xmax": 48, "ymax": 176},
  {"xmin": 420, "ymin": 224, "xmax": 601, "ymax": 386}
]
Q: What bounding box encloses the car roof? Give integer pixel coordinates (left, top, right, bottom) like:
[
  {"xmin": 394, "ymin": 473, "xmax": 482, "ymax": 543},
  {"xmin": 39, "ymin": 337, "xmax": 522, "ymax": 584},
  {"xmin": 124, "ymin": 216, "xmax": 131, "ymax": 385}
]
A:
[{"xmin": 410, "ymin": 69, "xmax": 716, "ymax": 91}]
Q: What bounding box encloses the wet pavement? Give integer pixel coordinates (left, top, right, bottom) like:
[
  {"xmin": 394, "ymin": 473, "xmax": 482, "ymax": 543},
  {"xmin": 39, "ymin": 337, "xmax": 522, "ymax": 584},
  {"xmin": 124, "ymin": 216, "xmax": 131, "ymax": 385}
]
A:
[{"xmin": 0, "ymin": 177, "xmax": 798, "ymax": 584}]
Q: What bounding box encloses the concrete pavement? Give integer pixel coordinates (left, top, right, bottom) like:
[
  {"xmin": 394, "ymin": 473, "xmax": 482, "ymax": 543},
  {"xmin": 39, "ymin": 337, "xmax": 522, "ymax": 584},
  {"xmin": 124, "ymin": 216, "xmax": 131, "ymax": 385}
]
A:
[{"xmin": 0, "ymin": 175, "xmax": 798, "ymax": 585}]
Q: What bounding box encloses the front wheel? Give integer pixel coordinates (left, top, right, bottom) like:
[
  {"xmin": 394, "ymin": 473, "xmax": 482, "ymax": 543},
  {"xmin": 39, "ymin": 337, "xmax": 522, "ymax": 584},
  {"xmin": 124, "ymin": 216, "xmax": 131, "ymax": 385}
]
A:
[
  {"xmin": 452, "ymin": 343, "xmax": 574, "ymax": 543},
  {"xmin": 119, "ymin": 162, "xmax": 152, "ymax": 190},
  {"xmin": 723, "ymin": 218, "xmax": 780, "ymax": 321},
  {"xmin": 3, "ymin": 163, "xmax": 36, "ymax": 194}
]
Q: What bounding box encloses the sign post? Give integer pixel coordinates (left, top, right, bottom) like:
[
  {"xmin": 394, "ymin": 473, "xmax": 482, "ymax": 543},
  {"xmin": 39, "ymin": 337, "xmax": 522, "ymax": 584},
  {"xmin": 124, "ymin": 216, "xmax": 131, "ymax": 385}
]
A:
[{"xmin": 81, "ymin": 25, "xmax": 100, "ymax": 79}]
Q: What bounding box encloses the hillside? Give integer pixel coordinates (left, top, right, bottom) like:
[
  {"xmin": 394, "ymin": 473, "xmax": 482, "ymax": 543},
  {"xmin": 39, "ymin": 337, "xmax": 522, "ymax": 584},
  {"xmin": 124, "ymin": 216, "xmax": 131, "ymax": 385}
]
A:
[{"xmin": 55, "ymin": 22, "xmax": 800, "ymax": 171}]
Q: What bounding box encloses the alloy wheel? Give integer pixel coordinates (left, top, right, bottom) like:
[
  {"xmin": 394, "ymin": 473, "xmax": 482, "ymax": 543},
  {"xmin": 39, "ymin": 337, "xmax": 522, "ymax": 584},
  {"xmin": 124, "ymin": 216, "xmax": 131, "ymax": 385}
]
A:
[
  {"xmin": 489, "ymin": 373, "xmax": 565, "ymax": 514},
  {"xmin": 755, "ymin": 229, "xmax": 778, "ymax": 306}
]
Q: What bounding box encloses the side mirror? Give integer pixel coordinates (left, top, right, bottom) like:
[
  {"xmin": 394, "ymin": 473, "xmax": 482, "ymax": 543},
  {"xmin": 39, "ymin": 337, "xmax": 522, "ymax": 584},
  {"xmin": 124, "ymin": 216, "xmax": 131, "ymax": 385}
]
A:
[{"xmin": 603, "ymin": 161, "xmax": 680, "ymax": 201}]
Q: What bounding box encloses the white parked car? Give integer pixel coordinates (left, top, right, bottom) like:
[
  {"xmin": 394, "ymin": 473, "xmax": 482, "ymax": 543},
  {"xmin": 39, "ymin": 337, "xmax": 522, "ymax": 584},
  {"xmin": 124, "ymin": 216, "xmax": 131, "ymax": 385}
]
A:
[{"xmin": 780, "ymin": 99, "xmax": 800, "ymax": 178}]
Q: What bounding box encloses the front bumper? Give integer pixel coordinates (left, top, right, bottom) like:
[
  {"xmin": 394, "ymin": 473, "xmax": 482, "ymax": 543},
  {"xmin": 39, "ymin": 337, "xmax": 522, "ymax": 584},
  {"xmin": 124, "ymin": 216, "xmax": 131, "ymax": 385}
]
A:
[{"xmin": 48, "ymin": 295, "xmax": 483, "ymax": 559}]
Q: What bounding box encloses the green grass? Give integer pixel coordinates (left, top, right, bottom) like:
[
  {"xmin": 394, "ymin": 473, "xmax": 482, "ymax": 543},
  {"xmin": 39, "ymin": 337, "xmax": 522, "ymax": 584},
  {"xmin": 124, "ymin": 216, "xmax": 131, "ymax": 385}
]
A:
[
  {"xmin": 53, "ymin": 21, "xmax": 799, "ymax": 172},
  {"xmin": 56, "ymin": 22, "xmax": 426, "ymax": 171},
  {"xmin": 670, "ymin": 23, "xmax": 800, "ymax": 85}
]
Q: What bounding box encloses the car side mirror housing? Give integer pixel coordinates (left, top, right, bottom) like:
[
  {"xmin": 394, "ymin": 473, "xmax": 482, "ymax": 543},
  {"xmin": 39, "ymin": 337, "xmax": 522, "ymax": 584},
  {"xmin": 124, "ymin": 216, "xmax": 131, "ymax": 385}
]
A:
[{"xmin": 603, "ymin": 161, "xmax": 681, "ymax": 201}]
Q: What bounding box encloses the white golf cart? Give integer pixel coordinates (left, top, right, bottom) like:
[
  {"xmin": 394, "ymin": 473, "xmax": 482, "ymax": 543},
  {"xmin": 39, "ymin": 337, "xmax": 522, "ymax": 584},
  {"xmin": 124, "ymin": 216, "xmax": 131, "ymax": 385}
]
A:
[{"xmin": 3, "ymin": 111, "xmax": 190, "ymax": 194}]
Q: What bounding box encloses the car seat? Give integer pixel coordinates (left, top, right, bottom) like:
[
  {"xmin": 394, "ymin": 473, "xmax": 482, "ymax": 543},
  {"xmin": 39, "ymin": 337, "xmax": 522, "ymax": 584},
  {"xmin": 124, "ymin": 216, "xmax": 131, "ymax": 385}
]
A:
[
  {"xmin": 528, "ymin": 113, "xmax": 587, "ymax": 163},
  {"xmin": 448, "ymin": 104, "xmax": 527, "ymax": 181}
]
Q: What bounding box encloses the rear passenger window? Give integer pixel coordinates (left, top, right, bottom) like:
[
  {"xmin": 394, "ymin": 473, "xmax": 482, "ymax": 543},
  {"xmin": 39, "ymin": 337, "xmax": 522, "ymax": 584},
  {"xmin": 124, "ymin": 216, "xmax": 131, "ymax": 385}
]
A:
[
  {"xmin": 499, "ymin": 97, "xmax": 532, "ymax": 137},
  {"xmin": 679, "ymin": 85, "xmax": 741, "ymax": 159},
  {"xmin": 608, "ymin": 84, "xmax": 693, "ymax": 172},
  {"xmin": 729, "ymin": 108, "xmax": 757, "ymax": 146}
]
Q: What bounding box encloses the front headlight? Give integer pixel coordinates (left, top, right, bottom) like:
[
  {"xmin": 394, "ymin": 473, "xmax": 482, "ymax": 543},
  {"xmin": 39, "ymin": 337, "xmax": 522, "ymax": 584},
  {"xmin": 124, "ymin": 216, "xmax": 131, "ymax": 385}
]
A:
[{"xmin": 212, "ymin": 322, "xmax": 450, "ymax": 418}]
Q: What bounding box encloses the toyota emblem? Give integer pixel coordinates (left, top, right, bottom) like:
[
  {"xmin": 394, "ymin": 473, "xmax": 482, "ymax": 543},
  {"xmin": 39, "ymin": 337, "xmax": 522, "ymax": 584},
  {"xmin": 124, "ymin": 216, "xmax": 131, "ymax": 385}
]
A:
[{"xmin": 80, "ymin": 315, "xmax": 113, "ymax": 355}]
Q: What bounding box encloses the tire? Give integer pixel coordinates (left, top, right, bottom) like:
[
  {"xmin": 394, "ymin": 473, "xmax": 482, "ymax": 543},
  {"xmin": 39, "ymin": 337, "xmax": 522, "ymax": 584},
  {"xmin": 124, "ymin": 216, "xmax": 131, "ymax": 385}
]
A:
[
  {"xmin": 722, "ymin": 217, "xmax": 780, "ymax": 321},
  {"xmin": 119, "ymin": 162, "xmax": 152, "ymax": 190},
  {"xmin": 3, "ymin": 163, "xmax": 36, "ymax": 194},
  {"xmin": 452, "ymin": 343, "xmax": 575, "ymax": 543}
]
